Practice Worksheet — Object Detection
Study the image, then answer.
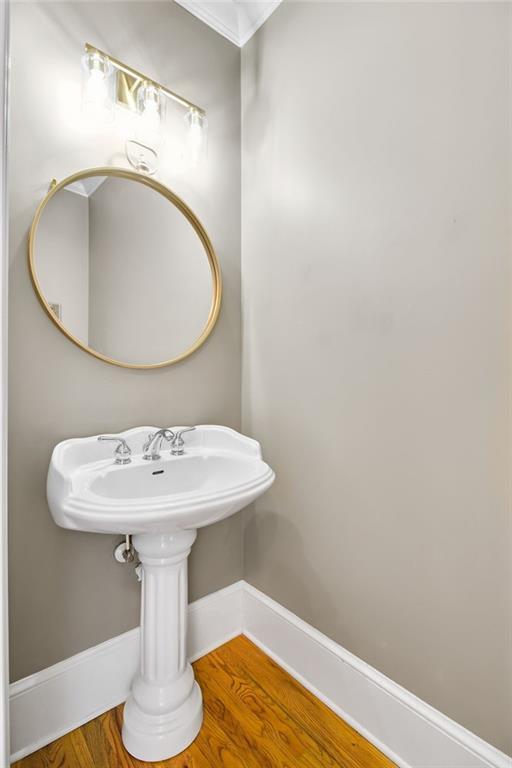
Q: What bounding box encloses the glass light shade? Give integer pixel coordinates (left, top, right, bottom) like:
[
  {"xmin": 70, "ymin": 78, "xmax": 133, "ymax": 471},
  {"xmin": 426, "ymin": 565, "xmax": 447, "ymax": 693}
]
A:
[
  {"xmin": 136, "ymin": 82, "xmax": 164, "ymax": 150},
  {"xmin": 184, "ymin": 108, "xmax": 208, "ymax": 168},
  {"xmin": 81, "ymin": 51, "xmax": 114, "ymax": 123}
]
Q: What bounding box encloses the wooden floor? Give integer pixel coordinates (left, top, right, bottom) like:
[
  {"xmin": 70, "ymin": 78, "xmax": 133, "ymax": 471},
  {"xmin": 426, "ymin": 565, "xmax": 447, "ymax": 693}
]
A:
[{"xmin": 14, "ymin": 635, "xmax": 396, "ymax": 768}]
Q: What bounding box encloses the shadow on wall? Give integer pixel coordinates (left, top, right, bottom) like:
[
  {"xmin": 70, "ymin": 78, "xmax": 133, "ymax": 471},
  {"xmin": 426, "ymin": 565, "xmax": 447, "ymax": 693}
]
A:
[
  {"xmin": 243, "ymin": 505, "xmax": 336, "ymax": 626},
  {"xmin": 241, "ymin": 28, "xmax": 272, "ymax": 158}
]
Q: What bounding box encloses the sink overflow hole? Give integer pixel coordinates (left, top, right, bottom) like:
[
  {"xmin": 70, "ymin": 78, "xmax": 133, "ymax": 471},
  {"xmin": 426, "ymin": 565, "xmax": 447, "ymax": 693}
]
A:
[{"xmin": 152, "ymin": 470, "xmax": 164, "ymax": 475}]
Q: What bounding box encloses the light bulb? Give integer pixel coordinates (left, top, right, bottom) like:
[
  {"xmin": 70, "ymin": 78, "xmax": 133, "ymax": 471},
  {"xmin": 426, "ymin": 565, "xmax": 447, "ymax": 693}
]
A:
[
  {"xmin": 184, "ymin": 108, "xmax": 207, "ymax": 168},
  {"xmin": 136, "ymin": 83, "xmax": 164, "ymax": 150},
  {"xmin": 81, "ymin": 50, "xmax": 114, "ymax": 123}
]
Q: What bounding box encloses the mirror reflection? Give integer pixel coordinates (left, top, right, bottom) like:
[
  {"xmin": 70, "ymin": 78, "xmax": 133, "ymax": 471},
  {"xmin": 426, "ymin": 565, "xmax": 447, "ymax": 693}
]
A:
[{"xmin": 31, "ymin": 173, "xmax": 218, "ymax": 367}]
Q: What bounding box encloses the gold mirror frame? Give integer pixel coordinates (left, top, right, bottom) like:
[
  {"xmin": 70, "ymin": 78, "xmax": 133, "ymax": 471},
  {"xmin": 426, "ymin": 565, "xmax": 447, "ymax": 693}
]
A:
[{"xmin": 28, "ymin": 167, "xmax": 222, "ymax": 369}]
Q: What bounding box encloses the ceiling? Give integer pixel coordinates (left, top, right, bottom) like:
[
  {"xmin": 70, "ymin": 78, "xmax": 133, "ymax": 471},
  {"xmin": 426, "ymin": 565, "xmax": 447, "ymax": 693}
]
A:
[{"xmin": 174, "ymin": 0, "xmax": 282, "ymax": 47}]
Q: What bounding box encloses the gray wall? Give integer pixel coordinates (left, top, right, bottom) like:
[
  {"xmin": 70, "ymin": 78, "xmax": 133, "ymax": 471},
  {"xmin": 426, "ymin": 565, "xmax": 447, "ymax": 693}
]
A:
[
  {"xmin": 241, "ymin": 2, "xmax": 512, "ymax": 754},
  {"xmin": 9, "ymin": 1, "xmax": 241, "ymax": 681}
]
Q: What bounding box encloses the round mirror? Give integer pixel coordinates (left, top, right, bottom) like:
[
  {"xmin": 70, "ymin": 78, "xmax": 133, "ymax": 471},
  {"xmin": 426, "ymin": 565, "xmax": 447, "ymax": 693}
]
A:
[{"xmin": 29, "ymin": 168, "xmax": 221, "ymax": 369}]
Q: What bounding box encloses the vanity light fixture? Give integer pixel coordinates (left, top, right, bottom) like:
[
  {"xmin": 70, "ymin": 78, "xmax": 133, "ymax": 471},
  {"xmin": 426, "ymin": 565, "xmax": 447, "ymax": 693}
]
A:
[{"xmin": 81, "ymin": 43, "xmax": 208, "ymax": 172}]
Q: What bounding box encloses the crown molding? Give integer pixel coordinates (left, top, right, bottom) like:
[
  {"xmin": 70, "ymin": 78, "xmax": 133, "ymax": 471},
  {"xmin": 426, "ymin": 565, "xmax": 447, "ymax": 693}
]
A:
[{"xmin": 175, "ymin": 1, "xmax": 281, "ymax": 47}]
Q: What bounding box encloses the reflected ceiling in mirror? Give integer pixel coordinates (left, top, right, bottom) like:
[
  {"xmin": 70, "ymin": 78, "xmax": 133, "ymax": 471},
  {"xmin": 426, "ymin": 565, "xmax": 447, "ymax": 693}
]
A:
[{"xmin": 29, "ymin": 169, "xmax": 221, "ymax": 368}]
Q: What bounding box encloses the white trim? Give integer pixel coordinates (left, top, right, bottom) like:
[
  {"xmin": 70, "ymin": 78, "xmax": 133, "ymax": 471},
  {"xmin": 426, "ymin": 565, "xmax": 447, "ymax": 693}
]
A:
[
  {"xmin": 9, "ymin": 581, "xmax": 243, "ymax": 763},
  {"xmin": 9, "ymin": 581, "xmax": 511, "ymax": 768},
  {"xmin": 10, "ymin": 628, "xmax": 139, "ymax": 764},
  {"xmin": 243, "ymin": 583, "xmax": 511, "ymax": 768},
  {"xmin": 0, "ymin": 1, "xmax": 9, "ymax": 764},
  {"xmin": 174, "ymin": 1, "xmax": 281, "ymax": 47},
  {"xmin": 175, "ymin": 0, "xmax": 240, "ymax": 46},
  {"xmin": 237, "ymin": 2, "xmax": 281, "ymax": 47}
]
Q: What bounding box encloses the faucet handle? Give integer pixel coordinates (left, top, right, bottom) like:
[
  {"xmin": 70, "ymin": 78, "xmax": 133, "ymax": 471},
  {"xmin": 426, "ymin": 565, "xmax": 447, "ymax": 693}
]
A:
[
  {"xmin": 171, "ymin": 427, "xmax": 196, "ymax": 456},
  {"xmin": 98, "ymin": 436, "xmax": 132, "ymax": 465},
  {"xmin": 142, "ymin": 432, "xmax": 155, "ymax": 453}
]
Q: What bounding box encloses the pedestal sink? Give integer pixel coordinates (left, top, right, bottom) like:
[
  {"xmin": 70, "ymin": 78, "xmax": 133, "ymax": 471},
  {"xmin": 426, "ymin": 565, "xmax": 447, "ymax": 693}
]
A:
[{"xmin": 47, "ymin": 425, "xmax": 275, "ymax": 762}]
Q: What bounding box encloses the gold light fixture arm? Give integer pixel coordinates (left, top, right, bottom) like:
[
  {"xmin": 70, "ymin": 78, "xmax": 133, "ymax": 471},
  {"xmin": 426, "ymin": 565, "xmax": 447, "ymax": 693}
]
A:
[{"xmin": 85, "ymin": 43, "xmax": 205, "ymax": 116}]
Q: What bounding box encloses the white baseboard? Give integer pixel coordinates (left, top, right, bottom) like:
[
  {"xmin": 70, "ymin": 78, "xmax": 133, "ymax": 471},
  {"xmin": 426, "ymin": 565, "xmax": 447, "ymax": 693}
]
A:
[
  {"xmin": 242, "ymin": 583, "xmax": 511, "ymax": 768},
  {"xmin": 9, "ymin": 580, "xmax": 511, "ymax": 768},
  {"xmin": 9, "ymin": 580, "xmax": 243, "ymax": 763}
]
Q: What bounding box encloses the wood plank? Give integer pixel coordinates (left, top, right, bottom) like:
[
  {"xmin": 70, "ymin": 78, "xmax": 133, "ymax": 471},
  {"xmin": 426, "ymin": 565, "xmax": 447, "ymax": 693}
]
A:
[
  {"xmin": 226, "ymin": 635, "xmax": 396, "ymax": 768},
  {"xmin": 192, "ymin": 709, "xmax": 261, "ymax": 768},
  {"xmin": 13, "ymin": 727, "xmax": 96, "ymax": 768},
  {"xmin": 196, "ymin": 647, "xmax": 340, "ymax": 767},
  {"xmin": 198, "ymin": 660, "xmax": 291, "ymax": 768},
  {"xmin": 81, "ymin": 707, "xmax": 133, "ymax": 768}
]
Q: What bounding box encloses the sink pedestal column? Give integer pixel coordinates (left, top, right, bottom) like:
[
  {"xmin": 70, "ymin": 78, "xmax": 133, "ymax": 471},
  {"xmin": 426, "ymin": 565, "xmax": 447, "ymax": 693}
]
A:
[{"xmin": 122, "ymin": 531, "xmax": 203, "ymax": 762}]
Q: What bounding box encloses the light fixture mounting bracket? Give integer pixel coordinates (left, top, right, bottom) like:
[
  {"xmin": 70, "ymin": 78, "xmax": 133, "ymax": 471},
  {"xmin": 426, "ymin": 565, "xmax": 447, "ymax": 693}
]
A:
[{"xmin": 116, "ymin": 70, "xmax": 142, "ymax": 111}]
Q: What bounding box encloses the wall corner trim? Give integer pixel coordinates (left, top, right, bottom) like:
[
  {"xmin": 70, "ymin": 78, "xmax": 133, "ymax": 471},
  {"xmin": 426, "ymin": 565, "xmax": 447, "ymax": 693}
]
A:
[{"xmin": 9, "ymin": 580, "xmax": 511, "ymax": 768}]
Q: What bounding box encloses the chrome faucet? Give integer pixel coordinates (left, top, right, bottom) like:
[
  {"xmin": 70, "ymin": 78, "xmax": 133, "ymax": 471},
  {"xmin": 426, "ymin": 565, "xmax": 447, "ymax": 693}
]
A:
[
  {"xmin": 170, "ymin": 427, "xmax": 196, "ymax": 456},
  {"xmin": 142, "ymin": 428, "xmax": 174, "ymax": 461}
]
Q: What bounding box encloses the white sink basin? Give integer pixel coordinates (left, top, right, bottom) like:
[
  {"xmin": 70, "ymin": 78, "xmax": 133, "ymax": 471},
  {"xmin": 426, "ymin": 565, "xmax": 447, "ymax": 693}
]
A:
[
  {"xmin": 46, "ymin": 425, "xmax": 274, "ymax": 763},
  {"xmin": 48, "ymin": 425, "xmax": 274, "ymax": 534}
]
